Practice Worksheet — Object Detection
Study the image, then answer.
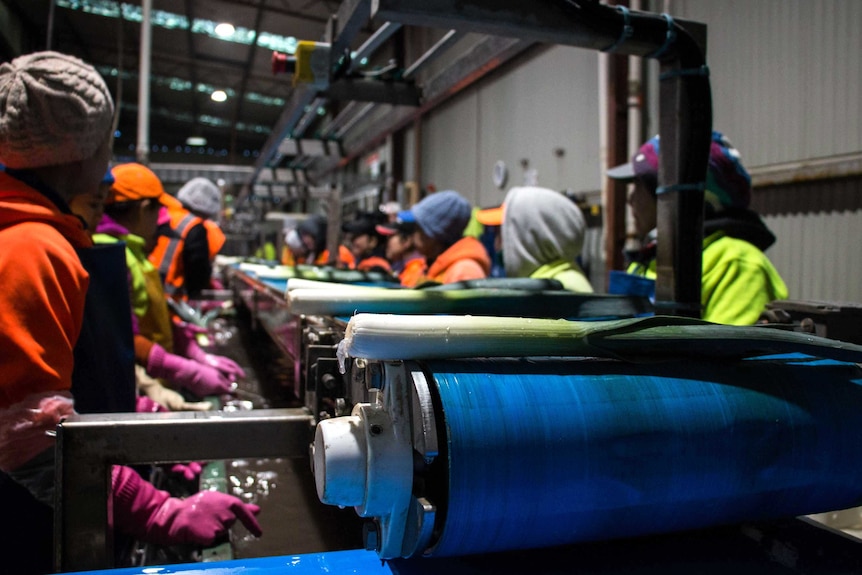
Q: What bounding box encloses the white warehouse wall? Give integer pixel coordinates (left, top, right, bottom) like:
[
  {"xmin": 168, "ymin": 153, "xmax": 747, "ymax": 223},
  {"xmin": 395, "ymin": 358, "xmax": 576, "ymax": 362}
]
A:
[{"xmin": 421, "ymin": 45, "xmax": 601, "ymax": 209}]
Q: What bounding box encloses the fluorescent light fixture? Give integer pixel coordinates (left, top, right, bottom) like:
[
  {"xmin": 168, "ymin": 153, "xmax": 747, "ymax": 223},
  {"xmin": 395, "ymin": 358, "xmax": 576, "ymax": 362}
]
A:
[
  {"xmin": 186, "ymin": 136, "xmax": 207, "ymax": 146},
  {"xmin": 57, "ymin": 1, "xmax": 298, "ymax": 53},
  {"xmin": 214, "ymin": 23, "xmax": 235, "ymax": 37},
  {"xmin": 211, "ymin": 90, "xmax": 228, "ymax": 102}
]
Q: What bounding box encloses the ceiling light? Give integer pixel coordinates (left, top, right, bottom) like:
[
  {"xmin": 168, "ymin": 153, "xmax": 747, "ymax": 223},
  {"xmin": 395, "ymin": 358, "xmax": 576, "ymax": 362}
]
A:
[
  {"xmin": 214, "ymin": 23, "xmax": 235, "ymax": 37},
  {"xmin": 186, "ymin": 136, "xmax": 207, "ymax": 146},
  {"xmin": 211, "ymin": 90, "xmax": 228, "ymax": 102}
]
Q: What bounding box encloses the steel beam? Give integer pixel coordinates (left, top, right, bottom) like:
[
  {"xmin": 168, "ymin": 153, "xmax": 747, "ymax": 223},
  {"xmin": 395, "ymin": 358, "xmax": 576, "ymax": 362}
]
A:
[
  {"xmin": 319, "ymin": 101, "xmax": 360, "ymax": 138},
  {"xmin": 335, "ymin": 102, "xmax": 379, "ymax": 140},
  {"xmin": 337, "ymin": 34, "xmax": 533, "ymax": 162},
  {"xmin": 248, "ymin": 0, "xmax": 374, "ymax": 195},
  {"xmin": 348, "ymin": 21, "xmax": 403, "ymax": 74},
  {"xmin": 325, "ymin": 77, "xmax": 421, "ymax": 106},
  {"xmin": 403, "ymin": 29, "xmax": 463, "ymax": 79},
  {"xmin": 246, "ymin": 85, "xmax": 319, "ymax": 200},
  {"xmin": 294, "ymin": 97, "xmax": 328, "ymax": 138},
  {"xmin": 55, "ymin": 408, "xmax": 314, "ymax": 572},
  {"xmin": 331, "ymin": 0, "xmax": 373, "ymax": 61}
]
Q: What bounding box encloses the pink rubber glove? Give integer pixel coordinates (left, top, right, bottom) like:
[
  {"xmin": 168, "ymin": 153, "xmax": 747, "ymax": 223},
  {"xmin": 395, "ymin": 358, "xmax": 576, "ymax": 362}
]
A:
[
  {"xmin": 198, "ymin": 353, "xmax": 246, "ymax": 382},
  {"xmin": 171, "ymin": 462, "xmax": 204, "ymax": 481},
  {"xmin": 146, "ymin": 343, "xmax": 234, "ymax": 397},
  {"xmin": 112, "ymin": 466, "xmax": 262, "ymax": 547},
  {"xmin": 136, "ymin": 396, "xmax": 169, "ymax": 413},
  {"xmin": 173, "ymin": 322, "xmax": 246, "ymax": 381},
  {"xmin": 172, "ymin": 321, "xmax": 208, "ymax": 356}
]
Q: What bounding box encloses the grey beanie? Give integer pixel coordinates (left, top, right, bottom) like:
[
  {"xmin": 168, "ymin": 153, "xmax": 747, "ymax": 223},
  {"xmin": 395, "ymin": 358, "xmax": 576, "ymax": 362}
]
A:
[
  {"xmin": 177, "ymin": 177, "xmax": 221, "ymax": 218},
  {"xmin": 0, "ymin": 51, "xmax": 114, "ymax": 169},
  {"xmin": 410, "ymin": 190, "xmax": 472, "ymax": 246}
]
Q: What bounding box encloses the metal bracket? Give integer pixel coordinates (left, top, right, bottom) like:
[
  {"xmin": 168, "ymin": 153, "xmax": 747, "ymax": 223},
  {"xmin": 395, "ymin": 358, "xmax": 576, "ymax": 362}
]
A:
[{"xmin": 55, "ymin": 408, "xmax": 314, "ymax": 572}]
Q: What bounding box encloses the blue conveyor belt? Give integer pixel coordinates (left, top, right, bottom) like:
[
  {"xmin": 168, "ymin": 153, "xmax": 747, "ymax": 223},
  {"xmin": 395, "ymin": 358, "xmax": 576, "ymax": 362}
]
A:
[
  {"xmin": 65, "ymin": 518, "xmax": 862, "ymax": 574},
  {"xmin": 425, "ymin": 354, "xmax": 862, "ymax": 556}
]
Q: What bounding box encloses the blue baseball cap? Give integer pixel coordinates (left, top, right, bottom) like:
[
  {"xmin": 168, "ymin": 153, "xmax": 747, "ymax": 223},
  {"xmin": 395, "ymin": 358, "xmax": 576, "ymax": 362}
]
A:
[{"xmin": 376, "ymin": 210, "xmax": 416, "ymax": 236}]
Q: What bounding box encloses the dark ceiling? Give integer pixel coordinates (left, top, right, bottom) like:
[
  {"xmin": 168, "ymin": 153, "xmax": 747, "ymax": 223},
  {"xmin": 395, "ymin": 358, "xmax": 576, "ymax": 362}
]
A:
[{"xmin": 0, "ymin": 0, "xmax": 364, "ymax": 167}]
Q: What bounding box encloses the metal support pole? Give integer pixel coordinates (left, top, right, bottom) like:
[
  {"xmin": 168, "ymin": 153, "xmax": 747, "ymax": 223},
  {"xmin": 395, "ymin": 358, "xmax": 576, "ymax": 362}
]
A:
[
  {"xmin": 604, "ymin": 50, "xmax": 630, "ymax": 284},
  {"xmin": 46, "ymin": 0, "xmax": 56, "ymax": 50},
  {"xmin": 136, "ymin": 0, "xmax": 152, "ymax": 164},
  {"xmin": 55, "ymin": 408, "xmax": 314, "ymax": 572},
  {"xmin": 326, "ymin": 183, "xmax": 343, "ymax": 265}
]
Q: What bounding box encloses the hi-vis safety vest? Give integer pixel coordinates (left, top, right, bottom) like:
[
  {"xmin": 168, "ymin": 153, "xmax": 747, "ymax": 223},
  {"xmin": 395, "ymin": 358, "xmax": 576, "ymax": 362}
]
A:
[
  {"xmin": 202, "ymin": 219, "xmax": 226, "ymax": 260},
  {"xmin": 148, "ymin": 210, "xmax": 203, "ymax": 297}
]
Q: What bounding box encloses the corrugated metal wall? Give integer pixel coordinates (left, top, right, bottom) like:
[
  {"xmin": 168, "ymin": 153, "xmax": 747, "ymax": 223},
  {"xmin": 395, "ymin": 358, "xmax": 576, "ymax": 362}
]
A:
[
  {"xmin": 669, "ymin": 0, "xmax": 862, "ymax": 166},
  {"xmin": 764, "ymin": 210, "xmax": 862, "ymax": 303},
  {"xmin": 752, "ymin": 176, "xmax": 862, "ymax": 302}
]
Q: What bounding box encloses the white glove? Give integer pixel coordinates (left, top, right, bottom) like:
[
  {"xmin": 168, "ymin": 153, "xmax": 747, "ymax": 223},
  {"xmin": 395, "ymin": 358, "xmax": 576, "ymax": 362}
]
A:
[{"xmin": 135, "ymin": 365, "xmax": 212, "ymax": 412}]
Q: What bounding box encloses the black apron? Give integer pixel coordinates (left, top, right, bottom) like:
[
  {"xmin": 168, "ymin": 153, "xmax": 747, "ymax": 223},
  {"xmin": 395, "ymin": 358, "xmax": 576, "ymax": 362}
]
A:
[{"xmin": 71, "ymin": 242, "xmax": 136, "ymax": 414}]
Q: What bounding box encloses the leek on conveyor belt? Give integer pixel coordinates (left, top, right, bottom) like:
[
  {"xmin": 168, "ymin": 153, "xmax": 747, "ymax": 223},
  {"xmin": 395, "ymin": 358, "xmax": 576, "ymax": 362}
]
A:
[
  {"xmin": 419, "ymin": 277, "xmax": 565, "ymax": 291},
  {"xmin": 285, "ymin": 278, "xmax": 383, "ymax": 291},
  {"xmin": 285, "ymin": 277, "xmax": 565, "ymax": 293},
  {"xmin": 341, "ymin": 313, "xmax": 862, "ymax": 363},
  {"xmin": 236, "ymin": 261, "xmax": 398, "ymax": 284},
  {"xmin": 287, "ymin": 286, "xmax": 652, "ymax": 319}
]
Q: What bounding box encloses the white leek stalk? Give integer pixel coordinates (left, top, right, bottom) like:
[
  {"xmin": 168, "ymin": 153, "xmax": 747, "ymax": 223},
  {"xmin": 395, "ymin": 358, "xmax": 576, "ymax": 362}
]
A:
[
  {"xmin": 237, "ymin": 262, "xmax": 295, "ymax": 279},
  {"xmin": 341, "ymin": 313, "xmax": 862, "ymax": 363},
  {"xmin": 236, "ymin": 263, "xmax": 397, "ymax": 285},
  {"xmin": 285, "ymin": 278, "xmax": 385, "ymax": 292}
]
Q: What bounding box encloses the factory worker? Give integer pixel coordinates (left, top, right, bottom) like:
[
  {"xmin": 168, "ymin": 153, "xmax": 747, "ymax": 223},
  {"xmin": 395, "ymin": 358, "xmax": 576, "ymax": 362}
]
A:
[
  {"xmin": 341, "ymin": 210, "xmax": 393, "ymax": 273},
  {"xmin": 607, "ymin": 130, "xmax": 788, "ymax": 325},
  {"xmin": 0, "ymin": 51, "xmax": 117, "ymax": 505},
  {"xmin": 376, "ymin": 210, "xmax": 427, "ymax": 287},
  {"xmin": 69, "ymin": 168, "xmax": 115, "ymax": 234},
  {"xmin": 281, "ymin": 225, "xmax": 306, "ymax": 265},
  {"xmin": 149, "ymin": 177, "xmax": 225, "ymax": 298},
  {"xmin": 96, "ymin": 163, "xmax": 246, "ymax": 398},
  {"xmin": 69, "ymin": 170, "xmax": 212, "ymax": 412},
  {"xmin": 296, "ymin": 213, "xmax": 355, "ymax": 268},
  {"xmin": 379, "ymin": 200, "xmax": 402, "ymax": 222},
  {"xmin": 476, "ymin": 186, "xmax": 593, "ymax": 293},
  {"xmin": 0, "ymin": 51, "xmax": 260, "ymax": 575},
  {"xmin": 408, "ymin": 190, "xmax": 490, "ymax": 284}
]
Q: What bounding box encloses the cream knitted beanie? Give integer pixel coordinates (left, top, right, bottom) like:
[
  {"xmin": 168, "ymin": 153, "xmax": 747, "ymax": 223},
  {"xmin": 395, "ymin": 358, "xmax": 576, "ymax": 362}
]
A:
[{"xmin": 0, "ymin": 51, "xmax": 114, "ymax": 169}]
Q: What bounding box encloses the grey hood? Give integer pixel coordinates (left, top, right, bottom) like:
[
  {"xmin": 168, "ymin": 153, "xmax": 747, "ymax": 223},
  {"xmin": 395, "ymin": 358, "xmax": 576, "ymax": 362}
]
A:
[{"xmin": 501, "ymin": 186, "xmax": 587, "ymax": 278}]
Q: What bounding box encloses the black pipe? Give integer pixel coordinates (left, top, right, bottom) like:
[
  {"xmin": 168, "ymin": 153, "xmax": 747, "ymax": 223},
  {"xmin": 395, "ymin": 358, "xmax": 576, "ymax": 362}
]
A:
[{"xmin": 560, "ymin": 0, "xmax": 712, "ymax": 318}]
